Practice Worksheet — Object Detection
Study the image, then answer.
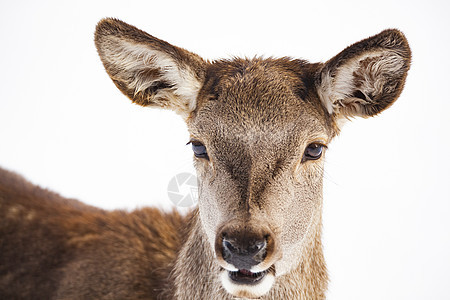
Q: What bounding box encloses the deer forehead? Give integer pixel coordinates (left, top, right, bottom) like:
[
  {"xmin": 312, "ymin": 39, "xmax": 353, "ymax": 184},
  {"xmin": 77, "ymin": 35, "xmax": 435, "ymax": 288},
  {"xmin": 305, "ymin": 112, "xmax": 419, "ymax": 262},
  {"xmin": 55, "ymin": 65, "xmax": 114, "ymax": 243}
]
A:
[{"xmin": 188, "ymin": 58, "xmax": 332, "ymax": 154}]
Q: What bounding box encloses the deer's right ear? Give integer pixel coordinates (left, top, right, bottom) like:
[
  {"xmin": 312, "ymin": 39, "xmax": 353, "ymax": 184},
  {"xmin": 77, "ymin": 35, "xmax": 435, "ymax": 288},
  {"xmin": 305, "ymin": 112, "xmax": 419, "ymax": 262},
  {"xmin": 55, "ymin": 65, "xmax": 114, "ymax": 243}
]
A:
[
  {"xmin": 95, "ymin": 18, "xmax": 206, "ymax": 118},
  {"xmin": 316, "ymin": 29, "xmax": 411, "ymax": 127}
]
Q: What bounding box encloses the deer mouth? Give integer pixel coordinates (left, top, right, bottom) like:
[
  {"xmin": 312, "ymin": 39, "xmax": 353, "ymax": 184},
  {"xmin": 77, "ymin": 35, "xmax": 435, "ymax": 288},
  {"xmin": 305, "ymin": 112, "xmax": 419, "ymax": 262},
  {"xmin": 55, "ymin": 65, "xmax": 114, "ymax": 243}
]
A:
[
  {"xmin": 220, "ymin": 266, "xmax": 276, "ymax": 298},
  {"xmin": 228, "ymin": 268, "xmax": 269, "ymax": 285}
]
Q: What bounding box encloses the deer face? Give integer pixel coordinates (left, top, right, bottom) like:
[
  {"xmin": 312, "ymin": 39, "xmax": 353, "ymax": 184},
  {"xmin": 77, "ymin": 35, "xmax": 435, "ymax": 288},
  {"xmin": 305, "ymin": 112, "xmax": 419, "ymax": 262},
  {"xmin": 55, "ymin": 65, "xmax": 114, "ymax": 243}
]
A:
[
  {"xmin": 188, "ymin": 59, "xmax": 333, "ymax": 296},
  {"xmin": 95, "ymin": 19, "xmax": 410, "ymax": 298}
]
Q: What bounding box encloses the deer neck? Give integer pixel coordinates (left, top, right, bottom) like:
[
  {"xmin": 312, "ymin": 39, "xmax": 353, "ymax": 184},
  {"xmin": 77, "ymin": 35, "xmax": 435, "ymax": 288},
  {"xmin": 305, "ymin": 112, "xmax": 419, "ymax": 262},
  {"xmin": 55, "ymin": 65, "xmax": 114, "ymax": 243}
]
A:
[{"xmin": 167, "ymin": 209, "xmax": 328, "ymax": 300}]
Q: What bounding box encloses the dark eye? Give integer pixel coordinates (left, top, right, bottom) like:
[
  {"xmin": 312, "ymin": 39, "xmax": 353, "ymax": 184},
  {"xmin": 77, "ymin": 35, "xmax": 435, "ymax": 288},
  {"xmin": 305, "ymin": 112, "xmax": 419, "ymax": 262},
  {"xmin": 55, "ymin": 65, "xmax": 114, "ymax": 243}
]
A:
[
  {"xmin": 302, "ymin": 143, "xmax": 324, "ymax": 162},
  {"xmin": 191, "ymin": 141, "xmax": 209, "ymax": 160}
]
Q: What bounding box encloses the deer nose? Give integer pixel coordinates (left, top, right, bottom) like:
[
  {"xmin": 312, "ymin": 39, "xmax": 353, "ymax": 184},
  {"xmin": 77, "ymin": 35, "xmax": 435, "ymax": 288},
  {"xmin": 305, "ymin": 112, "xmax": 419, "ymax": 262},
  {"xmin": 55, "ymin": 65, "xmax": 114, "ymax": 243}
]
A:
[
  {"xmin": 216, "ymin": 224, "xmax": 274, "ymax": 270},
  {"xmin": 221, "ymin": 236, "xmax": 267, "ymax": 270}
]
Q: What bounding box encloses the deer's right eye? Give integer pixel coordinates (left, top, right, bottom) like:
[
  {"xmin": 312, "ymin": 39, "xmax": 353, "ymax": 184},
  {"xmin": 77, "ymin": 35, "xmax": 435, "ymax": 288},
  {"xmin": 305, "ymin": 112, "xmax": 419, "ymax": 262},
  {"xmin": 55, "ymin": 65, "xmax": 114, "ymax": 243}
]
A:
[{"xmin": 191, "ymin": 141, "xmax": 209, "ymax": 160}]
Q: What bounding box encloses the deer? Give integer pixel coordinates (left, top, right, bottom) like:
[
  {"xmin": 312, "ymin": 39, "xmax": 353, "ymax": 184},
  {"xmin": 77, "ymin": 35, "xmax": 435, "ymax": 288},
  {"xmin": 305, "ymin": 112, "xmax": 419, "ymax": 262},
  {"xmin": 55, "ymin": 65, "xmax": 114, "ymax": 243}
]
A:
[{"xmin": 0, "ymin": 18, "xmax": 411, "ymax": 299}]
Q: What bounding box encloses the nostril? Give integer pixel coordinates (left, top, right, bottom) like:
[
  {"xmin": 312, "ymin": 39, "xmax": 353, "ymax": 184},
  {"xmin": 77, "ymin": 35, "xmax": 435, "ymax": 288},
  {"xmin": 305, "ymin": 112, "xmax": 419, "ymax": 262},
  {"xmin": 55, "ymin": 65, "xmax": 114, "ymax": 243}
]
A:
[
  {"xmin": 250, "ymin": 239, "xmax": 267, "ymax": 254},
  {"xmin": 222, "ymin": 238, "xmax": 237, "ymax": 261},
  {"xmin": 223, "ymin": 239, "xmax": 236, "ymax": 252},
  {"xmin": 252, "ymin": 239, "xmax": 267, "ymax": 263}
]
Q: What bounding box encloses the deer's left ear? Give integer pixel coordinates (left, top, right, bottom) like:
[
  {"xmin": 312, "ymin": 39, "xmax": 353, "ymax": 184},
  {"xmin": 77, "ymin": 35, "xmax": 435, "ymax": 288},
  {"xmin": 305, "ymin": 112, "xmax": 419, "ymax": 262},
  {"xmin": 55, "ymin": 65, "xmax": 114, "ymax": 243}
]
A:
[{"xmin": 316, "ymin": 29, "xmax": 411, "ymax": 125}]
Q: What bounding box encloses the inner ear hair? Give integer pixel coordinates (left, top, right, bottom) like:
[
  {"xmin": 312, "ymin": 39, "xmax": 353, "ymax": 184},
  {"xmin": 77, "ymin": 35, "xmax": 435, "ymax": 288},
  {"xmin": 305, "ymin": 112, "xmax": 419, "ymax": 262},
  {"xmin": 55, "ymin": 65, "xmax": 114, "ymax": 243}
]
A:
[
  {"xmin": 95, "ymin": 18, "xmax": 206, "ymax": 118},
  {"xmin": 317, "ymin": 29, "xmax": 411, "ymax": 121}
]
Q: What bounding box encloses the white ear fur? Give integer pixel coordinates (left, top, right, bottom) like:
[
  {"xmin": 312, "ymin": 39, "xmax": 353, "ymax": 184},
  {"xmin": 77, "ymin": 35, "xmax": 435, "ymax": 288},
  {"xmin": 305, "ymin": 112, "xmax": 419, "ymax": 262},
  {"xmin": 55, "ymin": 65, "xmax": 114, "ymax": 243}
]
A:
[
  {"xmin": 95, "ymin": 19, "xmax": 206, "ymax": 119},
  {"xmin": 102, "ymin": 37, "xmax": 202, "ymax": 117},
  {"xmin": 318, "ymin": 50, "xmax": 405, "ymax": 118},
  {"xmin": 316, "ymin": 29, "xmax": 411, "ymax": 127}
]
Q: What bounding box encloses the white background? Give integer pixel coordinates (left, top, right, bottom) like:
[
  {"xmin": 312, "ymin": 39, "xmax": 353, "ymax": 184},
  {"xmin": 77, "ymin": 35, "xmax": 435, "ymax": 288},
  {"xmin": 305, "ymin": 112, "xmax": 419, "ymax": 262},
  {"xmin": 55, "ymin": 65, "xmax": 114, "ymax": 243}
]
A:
[{"xmin": 1, "ymin": 0, "xmax": 449, "ymax": 299}]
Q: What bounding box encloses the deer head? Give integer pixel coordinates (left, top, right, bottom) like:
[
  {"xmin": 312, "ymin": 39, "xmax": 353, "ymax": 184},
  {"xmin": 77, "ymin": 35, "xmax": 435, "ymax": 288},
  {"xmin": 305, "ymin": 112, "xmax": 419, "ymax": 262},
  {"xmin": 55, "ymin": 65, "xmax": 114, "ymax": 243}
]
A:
[{"xmin": 95, "ymin": 18, "xmax": 410, "ymax": 299}]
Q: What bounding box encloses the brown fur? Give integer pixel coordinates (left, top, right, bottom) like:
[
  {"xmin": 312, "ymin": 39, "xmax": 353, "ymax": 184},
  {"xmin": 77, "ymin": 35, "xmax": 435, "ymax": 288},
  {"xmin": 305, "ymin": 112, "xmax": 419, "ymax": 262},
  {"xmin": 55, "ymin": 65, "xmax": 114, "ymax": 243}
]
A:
[
  {"xmin": 0, "ymin": 19, "xmax": 411, "ymax": 299},
  {"xmin": 0, "ymin": 167, "xmax": 185, "ymax": 299}
]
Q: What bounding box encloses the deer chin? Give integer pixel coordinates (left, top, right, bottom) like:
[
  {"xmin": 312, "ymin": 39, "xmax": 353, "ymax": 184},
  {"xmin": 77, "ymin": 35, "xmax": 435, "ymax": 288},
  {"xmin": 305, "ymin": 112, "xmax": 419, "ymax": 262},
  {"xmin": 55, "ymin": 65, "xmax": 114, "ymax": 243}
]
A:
[{"xmin": 219, "ymin": 268, "xmax": 275, "ymax": 299}]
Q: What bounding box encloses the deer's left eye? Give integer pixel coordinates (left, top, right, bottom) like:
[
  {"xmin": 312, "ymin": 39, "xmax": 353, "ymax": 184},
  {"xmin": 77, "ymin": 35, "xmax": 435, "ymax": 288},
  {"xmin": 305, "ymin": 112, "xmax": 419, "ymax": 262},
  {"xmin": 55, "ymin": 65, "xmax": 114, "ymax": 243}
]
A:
[
  {"xmin": 302, "ymin": 143, "xmax": 325, "ymax": 162},
  {"xmin": 191, "ymin": 141, "xmax": 209, "ymax": 160}
]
